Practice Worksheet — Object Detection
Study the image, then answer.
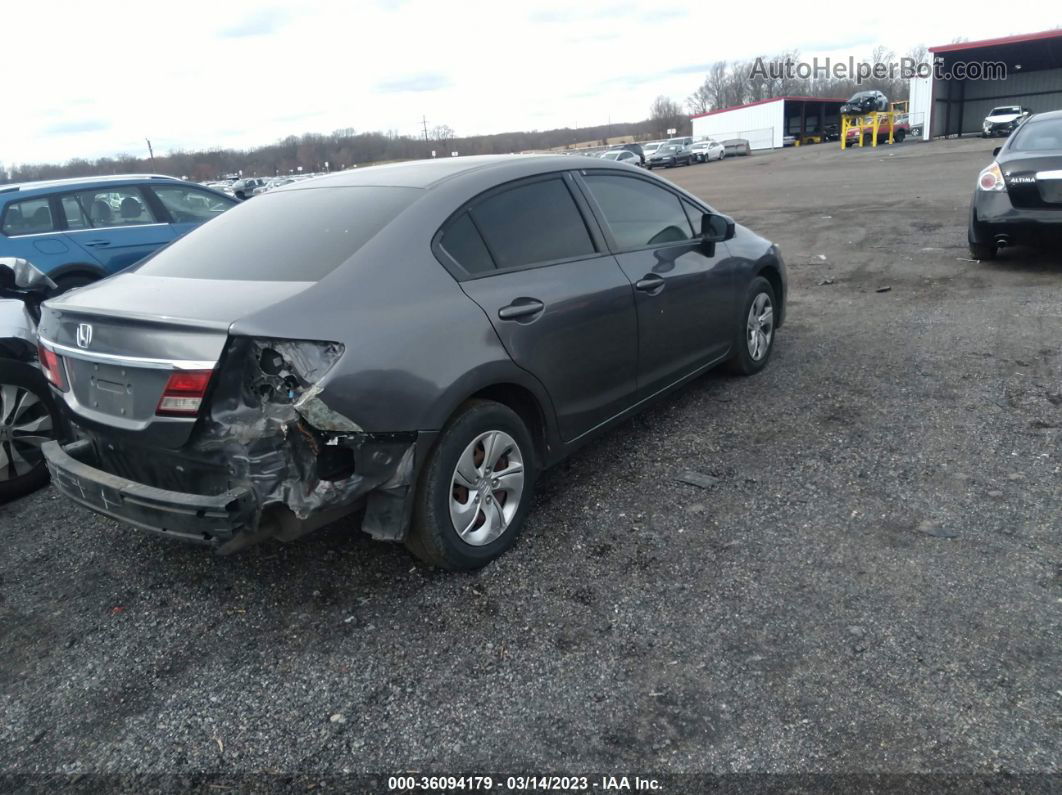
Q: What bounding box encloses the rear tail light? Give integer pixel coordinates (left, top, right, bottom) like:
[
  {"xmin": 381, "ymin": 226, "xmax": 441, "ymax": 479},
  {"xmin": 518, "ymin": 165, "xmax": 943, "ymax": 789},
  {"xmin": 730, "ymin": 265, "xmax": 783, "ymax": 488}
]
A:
[
  {"xmin": 156, "ymin": 370, "xmax": 214, "ymax": 416},
  {"xmin": 37, "ymin": 344, "xmax": 67, "ymax": 391},
  {"xmin": 978, "ymin": 162, "xmax": 1006, "ymax": 192}
]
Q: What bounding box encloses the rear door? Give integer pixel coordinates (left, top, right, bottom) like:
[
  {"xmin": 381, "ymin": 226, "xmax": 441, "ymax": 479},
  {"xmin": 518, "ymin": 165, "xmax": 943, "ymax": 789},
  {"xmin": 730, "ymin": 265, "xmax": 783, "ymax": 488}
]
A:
[
  {"xmin": 440, "ymin": 173, "xmax": 639, "ymax": 442},
  {"xmin": 59, "ymin": 185, "xmax": 175, "ymax": 274},
  {"xmin": 576, "ymin": 171, "xmax": 735, "ymax": 400}
]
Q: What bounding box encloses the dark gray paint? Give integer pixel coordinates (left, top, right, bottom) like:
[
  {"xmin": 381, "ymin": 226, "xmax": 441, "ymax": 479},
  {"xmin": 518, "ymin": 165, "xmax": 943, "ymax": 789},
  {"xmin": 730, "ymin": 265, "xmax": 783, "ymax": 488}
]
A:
[{"xmin": 41, "ymin": 154, "xmax": 785, "ymax": 493}]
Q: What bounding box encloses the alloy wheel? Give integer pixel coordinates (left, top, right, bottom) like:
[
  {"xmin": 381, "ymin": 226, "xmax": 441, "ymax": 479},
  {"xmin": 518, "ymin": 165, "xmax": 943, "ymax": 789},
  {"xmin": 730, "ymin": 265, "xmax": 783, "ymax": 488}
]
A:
[
  {"xmin": 0, "ymin": 383, "xmax": 53, "ymax": 480},
  {"xmin": 449, "ymin": 430, "xmax": 525, "ymax": 546},
  {"xmin": 746, "ymin": 292, "xmax": 774, "ymax": 361}
]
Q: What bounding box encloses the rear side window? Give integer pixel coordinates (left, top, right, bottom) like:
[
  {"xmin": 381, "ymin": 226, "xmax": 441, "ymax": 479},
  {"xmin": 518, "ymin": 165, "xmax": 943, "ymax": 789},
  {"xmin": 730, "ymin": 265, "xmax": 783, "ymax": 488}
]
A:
[
  {"xmin": 73, "ymin": 186, "xmax": 157, "ymax": 227},
  {"xmin": 61, "ymin": 196, "xmax": 91, "ymax": 230},
  {"xmin": 440, "ymin": 212, "xmax": 495, "ymax": 275},
  {"xmin": 470, "ymin": 178, "xmax": 594, "ymax": 270},
  {"xmin": 583, "ymin": 174, "xmax": 694, "ymax": 250},
  {"xmin": 2, "ymin": 198, "xmax": 55, "ymax": 236},
  {"xmin": 135, "ymin": 186, "xmax": 419, "ymax": 281}
]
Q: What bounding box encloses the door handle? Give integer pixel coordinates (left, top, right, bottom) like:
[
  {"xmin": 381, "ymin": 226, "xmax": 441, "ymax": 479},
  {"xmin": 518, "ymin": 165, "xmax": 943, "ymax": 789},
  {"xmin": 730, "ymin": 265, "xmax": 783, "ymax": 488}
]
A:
[
  {"xmin": 498, "ymin": 298, "xmax": 545, "ymax": 321},
  {"xmin": 83, "ymin": 239, "xmax": 111, "ymax": 247},
  {"xmin": 635, "ymin": 274, "xmax": 665, "ymax": 293}
]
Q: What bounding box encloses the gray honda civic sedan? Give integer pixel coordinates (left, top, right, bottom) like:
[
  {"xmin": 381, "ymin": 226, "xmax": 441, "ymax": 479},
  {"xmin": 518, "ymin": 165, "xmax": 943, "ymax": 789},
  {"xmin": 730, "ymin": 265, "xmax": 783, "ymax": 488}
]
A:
[{"xmin": 39, "ymin": 155, "xmax": 786, "ymax": 569}]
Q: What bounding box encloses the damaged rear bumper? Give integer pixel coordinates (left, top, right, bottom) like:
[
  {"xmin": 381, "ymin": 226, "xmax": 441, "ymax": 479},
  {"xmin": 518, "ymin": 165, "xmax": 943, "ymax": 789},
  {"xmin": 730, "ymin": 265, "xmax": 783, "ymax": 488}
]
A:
[
  {"xmin": 43, "ymin": 429, "xmax": 429, "ymax": 551},
  {"xmin": 44, "ymin": 439, "xmax": 256, "ymax": 545}
]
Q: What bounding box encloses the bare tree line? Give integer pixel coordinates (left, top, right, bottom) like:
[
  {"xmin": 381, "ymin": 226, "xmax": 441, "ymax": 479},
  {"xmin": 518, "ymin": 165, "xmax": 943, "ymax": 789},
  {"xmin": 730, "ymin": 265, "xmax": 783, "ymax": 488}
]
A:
[
  {"xmin": 685, "ymin": 45, "xmax": 929, "ymax": 114},
  {"xmin": 2, "ymin": 120, "xmax": 664, "ymax": 184},
  {"xmin": 4, "ymin": 43, "xmax": 933, "ymax": 184}
]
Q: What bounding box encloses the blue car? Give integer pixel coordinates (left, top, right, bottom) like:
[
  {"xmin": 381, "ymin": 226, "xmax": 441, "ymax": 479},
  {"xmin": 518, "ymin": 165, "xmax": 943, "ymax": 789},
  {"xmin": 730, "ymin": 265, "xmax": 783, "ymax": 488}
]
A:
[{"xmin": 0, "ymin": 175, "xmax": 237, "ymax": 292}]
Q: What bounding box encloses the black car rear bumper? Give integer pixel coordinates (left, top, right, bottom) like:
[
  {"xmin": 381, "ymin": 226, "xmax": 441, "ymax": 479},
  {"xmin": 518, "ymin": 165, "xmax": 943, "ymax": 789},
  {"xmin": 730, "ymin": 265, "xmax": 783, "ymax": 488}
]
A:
[
  {"xmin": 971, "ymin": 192, "xmax": 1062, "ymax": 244},
  {"xmin": 43, "ymin": 439, "xmax": 257, "ymax": 545}
]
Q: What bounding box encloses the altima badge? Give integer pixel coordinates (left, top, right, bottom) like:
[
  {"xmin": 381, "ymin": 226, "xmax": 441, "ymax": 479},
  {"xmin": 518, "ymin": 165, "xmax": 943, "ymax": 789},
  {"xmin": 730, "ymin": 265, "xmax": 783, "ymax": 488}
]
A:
[{"xmin": 76, "ymin": 323, "xmax": 93, "ymax": 349}]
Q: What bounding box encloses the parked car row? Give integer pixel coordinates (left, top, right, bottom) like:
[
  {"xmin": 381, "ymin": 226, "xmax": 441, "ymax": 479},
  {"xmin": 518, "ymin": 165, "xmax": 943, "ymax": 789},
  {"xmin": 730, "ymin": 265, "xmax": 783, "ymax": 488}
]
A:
[{"xmin": 2, "ymin": 154, "xmax": 788, "ymax": 572}]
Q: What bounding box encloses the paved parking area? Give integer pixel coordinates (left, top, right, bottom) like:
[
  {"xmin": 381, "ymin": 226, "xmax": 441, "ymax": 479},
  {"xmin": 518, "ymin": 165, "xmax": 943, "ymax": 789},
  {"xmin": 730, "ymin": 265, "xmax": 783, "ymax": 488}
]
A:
[{"xmin": 1, "ymin": 138, "xmax": 1059, "ymax": 779}]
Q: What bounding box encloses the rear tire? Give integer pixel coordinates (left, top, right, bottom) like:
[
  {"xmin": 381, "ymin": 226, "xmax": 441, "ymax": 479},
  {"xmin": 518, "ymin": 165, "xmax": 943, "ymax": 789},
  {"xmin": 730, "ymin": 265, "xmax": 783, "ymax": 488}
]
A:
[
  {"xmin": 0, "ymin": 360, "xmax": 61, "ymax": 502},
  {"xmin": 52, "ymin": 274, "xmax": 97, "ymax": 294},
  {"xmin": 726, "ymin": 276, "xmax": 777, "ymax": 376},
  {"xmin": 406, "ymin": 400, "xmax": 537, "ymax": 570},
  {"xmin": 969, "ymin": 241, "xmax": 996, "ymax": 260}
]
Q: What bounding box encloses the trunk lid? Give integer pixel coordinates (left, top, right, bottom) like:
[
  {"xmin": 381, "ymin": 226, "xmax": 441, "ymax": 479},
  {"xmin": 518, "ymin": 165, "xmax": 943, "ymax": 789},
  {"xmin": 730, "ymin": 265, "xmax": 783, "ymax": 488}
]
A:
[
  {"xmin": 39, "ymin": 273, "xmax": 313, "ymax": 448},
  {"xmin": 1001, "ymin": 152, "xmax": 1062, "ymax": 209}
]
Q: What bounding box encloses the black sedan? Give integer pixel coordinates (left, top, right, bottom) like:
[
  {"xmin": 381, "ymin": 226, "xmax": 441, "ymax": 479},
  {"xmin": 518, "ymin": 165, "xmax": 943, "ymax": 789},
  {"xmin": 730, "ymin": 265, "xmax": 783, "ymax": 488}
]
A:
[
  {"xmin": 646, "ymin": 143, "xmax": 693, "ymax": 169},
  {"xmin": 40, "ymin": 155, "xmax": 786, "ymax": 569},
  {"xmin": 969, "ymin": 110, "xmax": 1062, "ymax": 260}
]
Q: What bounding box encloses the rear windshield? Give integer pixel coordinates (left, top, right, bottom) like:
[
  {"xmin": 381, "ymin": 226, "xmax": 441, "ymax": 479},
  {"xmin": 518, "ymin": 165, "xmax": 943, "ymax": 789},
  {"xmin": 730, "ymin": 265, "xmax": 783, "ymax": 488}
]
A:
[
  {"xmin": 135, "ymin": 186, "xmax": 420, "ymax": 281},
  {"xmin": 1008, "ymin": 118, "xmax": 1062, "ymax": 152}
]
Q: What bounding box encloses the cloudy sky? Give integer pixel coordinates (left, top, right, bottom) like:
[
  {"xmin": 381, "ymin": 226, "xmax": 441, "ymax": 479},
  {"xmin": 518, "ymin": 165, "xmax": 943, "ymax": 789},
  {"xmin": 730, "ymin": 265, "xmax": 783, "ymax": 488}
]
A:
[{"xmin": 5, "ymin": 1, "xmax": 1058, "ymax": 165}]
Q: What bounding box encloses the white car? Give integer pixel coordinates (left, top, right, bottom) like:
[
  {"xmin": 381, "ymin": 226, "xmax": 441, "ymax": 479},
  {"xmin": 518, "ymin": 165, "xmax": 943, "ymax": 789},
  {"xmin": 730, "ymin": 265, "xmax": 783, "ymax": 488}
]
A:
[
  {"xmin": 982, "ymin": 106, "xmax": 1032, "ymax": 138},
  {"xmin": 641, "ymin": 141, "xmax": 664, "ymax": 158},
  {"xmin": 600, "ymin": 150, "xmax": 642, "ymax": 166},
  {"xmin": 690, "ymin": 140, "xmax": 726, "ymax": 162}
]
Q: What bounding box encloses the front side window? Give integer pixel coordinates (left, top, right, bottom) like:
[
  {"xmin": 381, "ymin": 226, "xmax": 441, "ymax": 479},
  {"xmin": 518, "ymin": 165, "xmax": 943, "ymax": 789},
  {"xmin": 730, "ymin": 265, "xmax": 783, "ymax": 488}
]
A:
[
  {"xmin": 73, "ymin": 186, "xmax": 158, "ymax": 227},
  {"xmin": 469, "ymin": 178, "xmax": 595, "ymax": 270},
  {"xmin": 2, "ymin": 198, "xmax": 55, "ymax": 236},
  {"xmin": 583, "ymin": 174, "xmax": 694, "ymax": 250},
  {"xmin": 152, "ymin": 185, "xmax": 236, "ymax": 222}
]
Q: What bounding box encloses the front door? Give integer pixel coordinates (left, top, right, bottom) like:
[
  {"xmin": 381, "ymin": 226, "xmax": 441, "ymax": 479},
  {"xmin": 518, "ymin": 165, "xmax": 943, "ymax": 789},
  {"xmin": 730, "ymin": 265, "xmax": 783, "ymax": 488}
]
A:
[{"xmin": 577, "ymin": 171, "xmax": 735, "ymax": 399}]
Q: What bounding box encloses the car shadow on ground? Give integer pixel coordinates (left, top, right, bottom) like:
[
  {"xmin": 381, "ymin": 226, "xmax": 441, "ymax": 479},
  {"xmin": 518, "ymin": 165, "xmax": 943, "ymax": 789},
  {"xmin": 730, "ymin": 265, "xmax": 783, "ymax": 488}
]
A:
[
  {"xmin": 981, "ymin": 244, "xmax": 1062, "ymax": 272},
  {"xmin": 82, "ymin": 363, "xmax": 744, "ymax": 603}
]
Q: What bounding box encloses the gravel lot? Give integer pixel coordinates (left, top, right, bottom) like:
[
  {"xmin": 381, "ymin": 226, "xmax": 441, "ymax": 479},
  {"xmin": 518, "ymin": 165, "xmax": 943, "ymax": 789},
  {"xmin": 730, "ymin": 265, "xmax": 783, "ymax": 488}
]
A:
[{"xmin": 2, "ymin": 138, "xmax": 1059, "ymax": 784}]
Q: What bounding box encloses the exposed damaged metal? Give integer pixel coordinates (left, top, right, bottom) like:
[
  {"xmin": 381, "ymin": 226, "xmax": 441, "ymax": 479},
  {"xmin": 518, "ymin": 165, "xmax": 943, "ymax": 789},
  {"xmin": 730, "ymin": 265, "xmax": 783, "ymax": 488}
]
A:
[{"xmin": 65, "ymin": 337, "xmax": 416, "ymax": 549}]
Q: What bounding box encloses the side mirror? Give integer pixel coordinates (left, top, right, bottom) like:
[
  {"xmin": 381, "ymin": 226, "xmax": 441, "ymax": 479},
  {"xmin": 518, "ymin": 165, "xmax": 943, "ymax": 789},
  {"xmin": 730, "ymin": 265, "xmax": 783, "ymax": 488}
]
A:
[
  {"xmin": 701, "ymin": 213, "xmax": 735, "ymax": 243},
  {"xmin": 0, "ymin": 257, "xmax": 58, "ymax": 291},
  {"xmin": 992, "ymin": 146, "xmax": 1001, "ymax": 157}
]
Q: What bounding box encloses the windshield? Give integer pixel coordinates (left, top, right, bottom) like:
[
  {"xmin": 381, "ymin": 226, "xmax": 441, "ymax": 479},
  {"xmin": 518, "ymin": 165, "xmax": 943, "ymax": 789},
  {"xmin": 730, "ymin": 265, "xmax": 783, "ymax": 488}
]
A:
[
  {"xmin": 602, "ymin": 152, "xmax": 621, "ymax": 159},
  {"xmin": 990, "ymin": 107, "xmax": 1020, "ymax": 116},
  {"xmin": 659, "ymin": 145, "xmax": 680, "ymax": 153},
  {"xmin": 136, "ymin": 186, "xmax": 420, "ymax": 281},
  {"xmin": 1007, "ymin": 118, "xmax": 1062, "ymax": 152}
]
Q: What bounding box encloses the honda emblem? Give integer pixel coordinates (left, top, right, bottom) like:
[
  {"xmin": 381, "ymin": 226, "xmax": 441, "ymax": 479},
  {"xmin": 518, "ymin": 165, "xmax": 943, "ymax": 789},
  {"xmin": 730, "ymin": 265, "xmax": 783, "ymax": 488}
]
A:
[{"xmin": 76, "ymin": 323, "xmax": 93, "ymax": 349}]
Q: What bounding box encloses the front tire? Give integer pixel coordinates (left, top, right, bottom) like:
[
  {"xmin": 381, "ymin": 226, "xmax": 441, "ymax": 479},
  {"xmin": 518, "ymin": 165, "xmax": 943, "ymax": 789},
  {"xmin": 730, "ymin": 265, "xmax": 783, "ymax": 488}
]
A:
[
  {"xmin": 726, "ymin": 277, "xmax": 777, "ymax": 376},
  {"xmin": 406, "ymin": 400, "xmax": 536, "ymax": 570},
  {"xmin": 0, "ymin": 360, "xmax": 61, "ymax": 502}
]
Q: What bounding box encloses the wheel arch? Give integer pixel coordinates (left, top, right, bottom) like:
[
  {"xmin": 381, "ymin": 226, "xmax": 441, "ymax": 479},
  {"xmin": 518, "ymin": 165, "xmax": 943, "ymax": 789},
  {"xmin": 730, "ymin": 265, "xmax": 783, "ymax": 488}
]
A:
[
  {"xmin": 754, "ymin": 262, "xmax": 786, "ymax": 328},
  {"xmin": 47, "ymin": 262, "xmax": 106, "ymax": 285},
  {"xmin": 427, "ymin": 367, "xmax": 561, "ymax": 471}
]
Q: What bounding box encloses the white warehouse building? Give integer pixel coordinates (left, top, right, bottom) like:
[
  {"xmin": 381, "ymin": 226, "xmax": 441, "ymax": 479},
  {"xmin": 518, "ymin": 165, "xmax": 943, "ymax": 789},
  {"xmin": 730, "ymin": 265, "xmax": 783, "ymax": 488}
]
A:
[{"xmin": 690, "ymin": 96, "xmax": 847, "ymax": 150}]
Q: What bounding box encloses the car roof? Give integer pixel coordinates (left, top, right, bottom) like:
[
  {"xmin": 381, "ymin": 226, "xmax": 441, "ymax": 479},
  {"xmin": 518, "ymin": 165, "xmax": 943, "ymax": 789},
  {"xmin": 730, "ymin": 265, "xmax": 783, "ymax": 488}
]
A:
[
  {"xmin": 0, "ymin": 174, "xmax": 182, "ymax": 198},
  {"xmin": 1026, "ymin": 109, "xmax": 1062, "ymax": 122},
  {"xmin": 275, "ymin": 154, "xmax": 614, "ymax": 191}
]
